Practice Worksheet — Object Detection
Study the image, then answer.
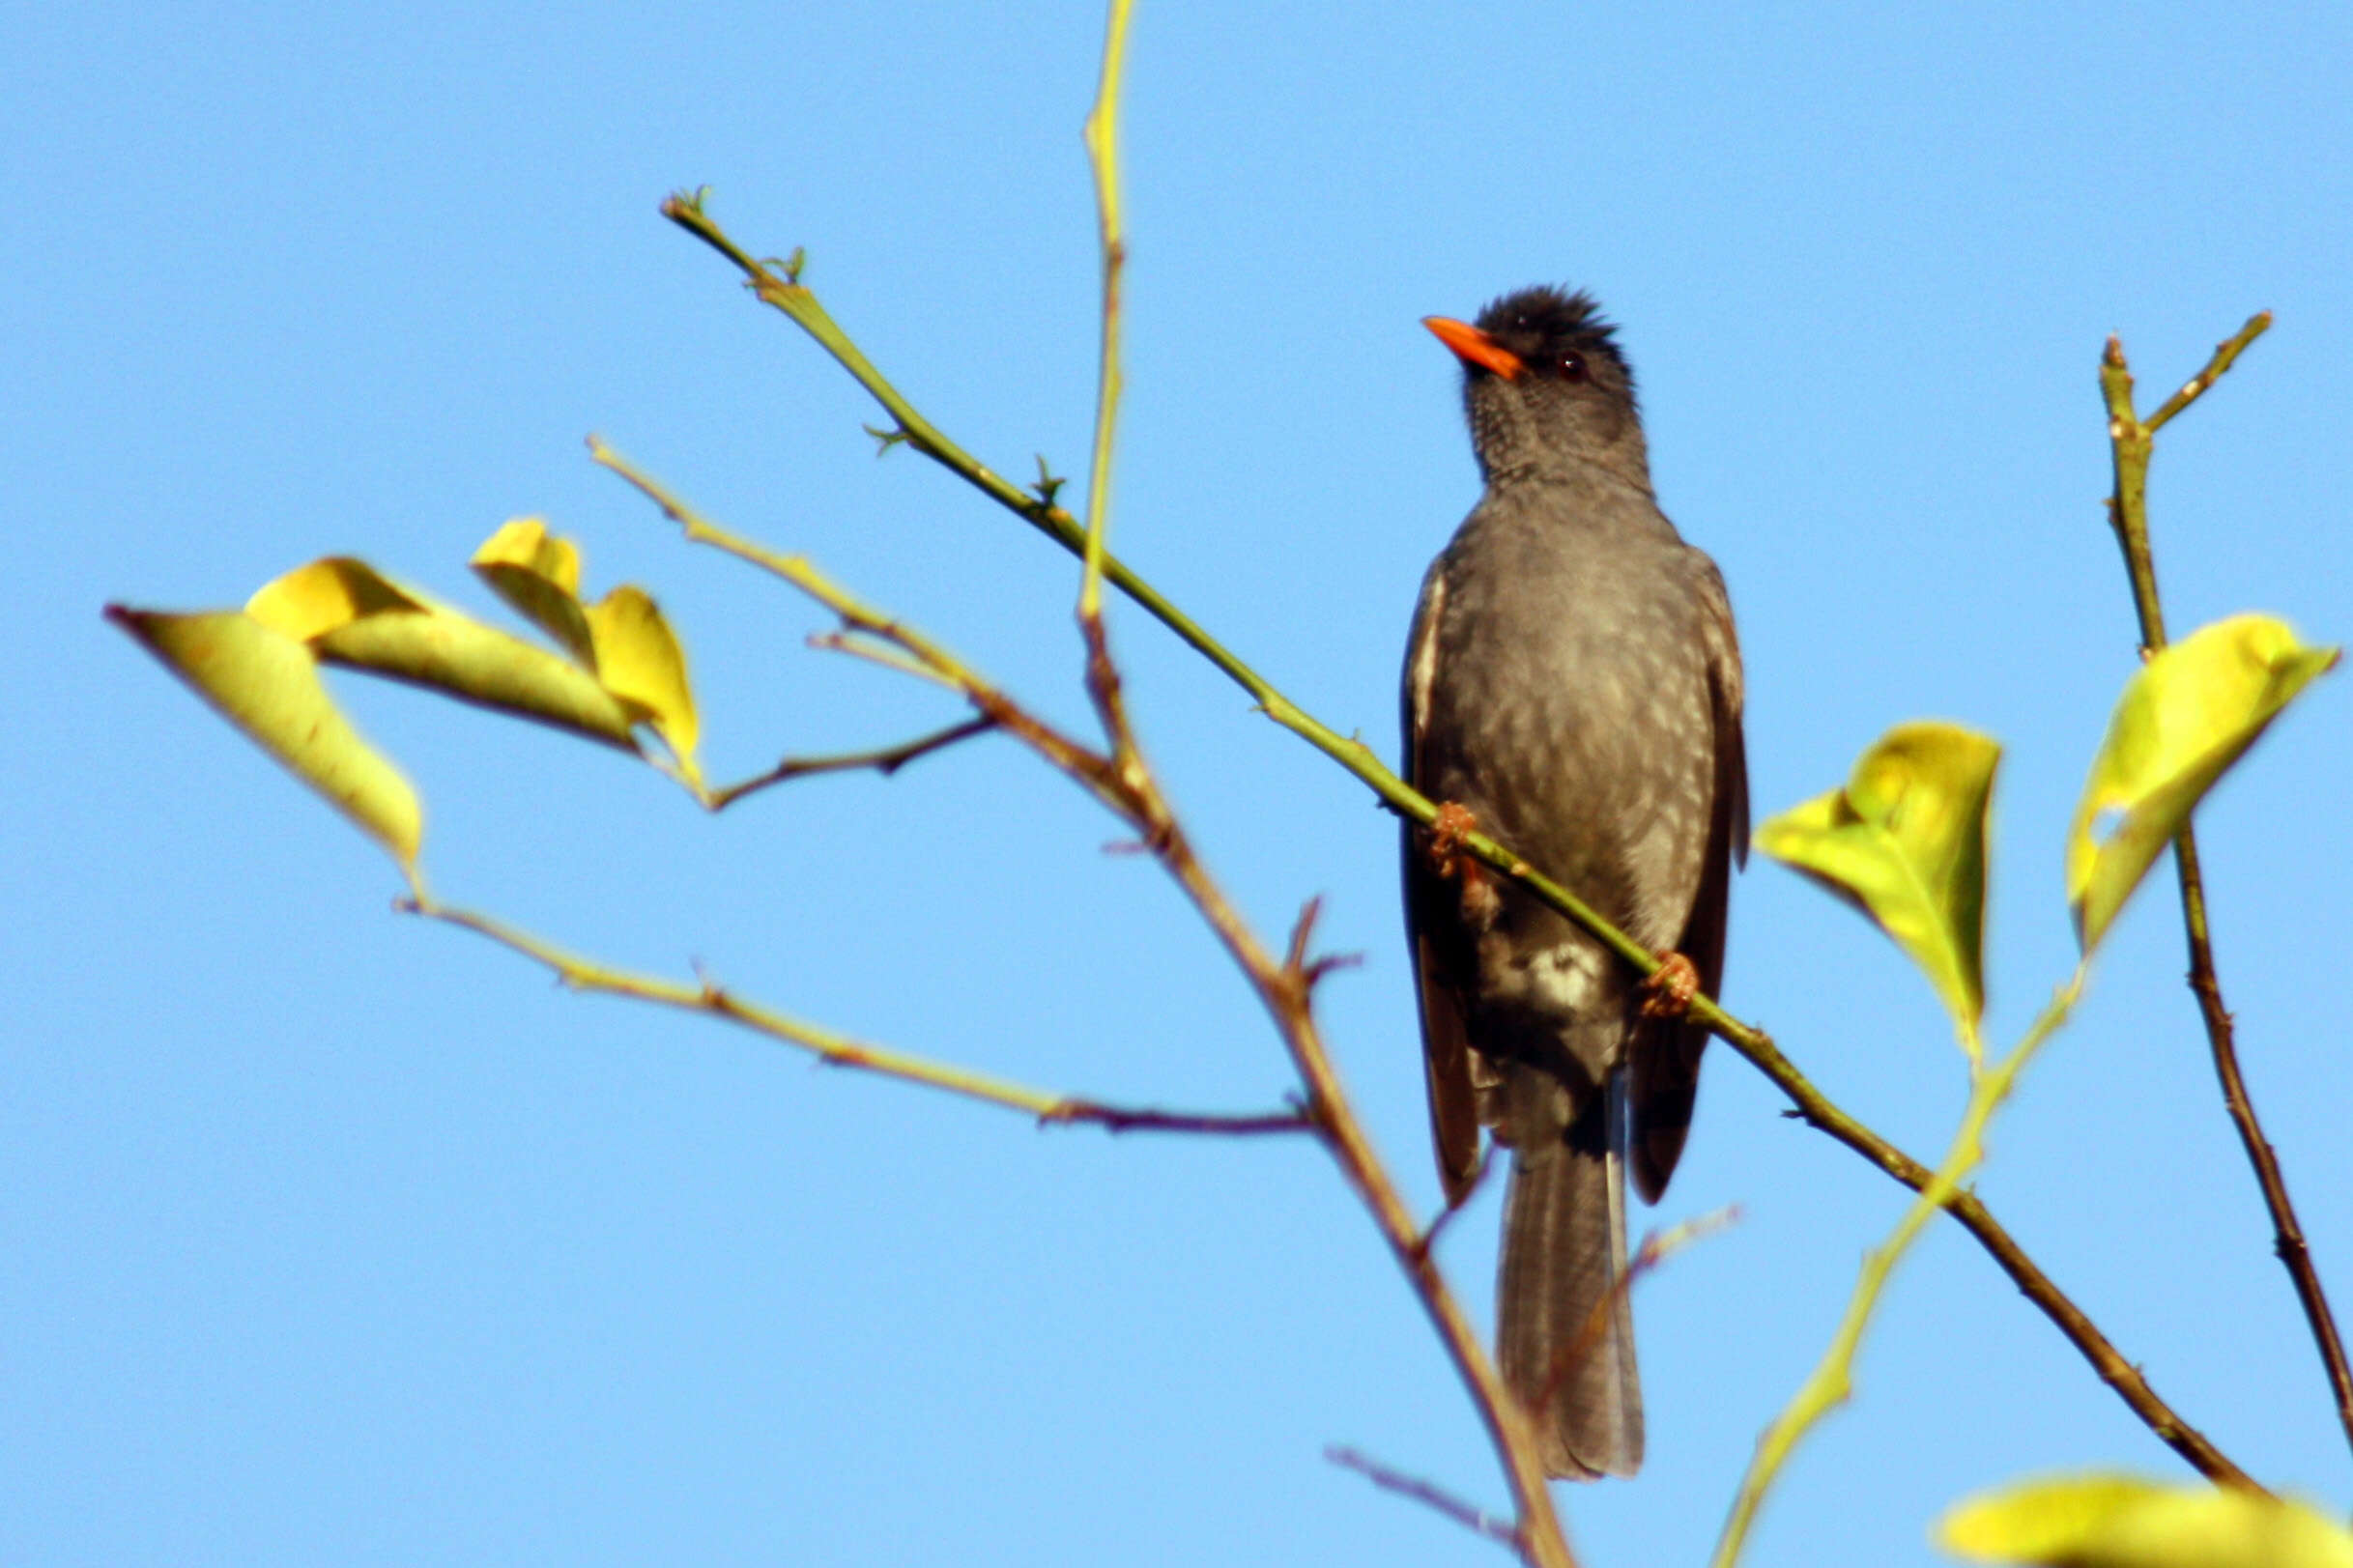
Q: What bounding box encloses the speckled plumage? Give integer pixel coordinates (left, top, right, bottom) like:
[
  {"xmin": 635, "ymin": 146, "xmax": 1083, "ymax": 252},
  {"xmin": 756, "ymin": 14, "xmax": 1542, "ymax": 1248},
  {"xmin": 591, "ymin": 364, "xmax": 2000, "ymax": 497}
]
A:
[{"xmin": 1404, "ymin": 287, "xmax": 1746, "ymax": 1479}]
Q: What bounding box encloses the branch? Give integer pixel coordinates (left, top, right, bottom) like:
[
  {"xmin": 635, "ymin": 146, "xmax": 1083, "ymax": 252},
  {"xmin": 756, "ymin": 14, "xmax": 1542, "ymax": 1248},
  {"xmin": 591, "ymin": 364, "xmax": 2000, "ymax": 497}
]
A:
[
  {"xmin": 655, "ymin": 199, "xmax": 2257, "ymax": 1489},
  {"xmin": 1326, "ymin": 1446, "xmax": 1523, "ymax": 1552},
  {"xmin": 2101, "ymin": 317, "xmax": 2353, "ymax": 1459},
  {"xmin": 704, "ymin": 716, "xmax": 996, "ymax": 810},
  {"xmin": 401, "ymin": 898, "xmax": 1305, "ymax": 1136}
]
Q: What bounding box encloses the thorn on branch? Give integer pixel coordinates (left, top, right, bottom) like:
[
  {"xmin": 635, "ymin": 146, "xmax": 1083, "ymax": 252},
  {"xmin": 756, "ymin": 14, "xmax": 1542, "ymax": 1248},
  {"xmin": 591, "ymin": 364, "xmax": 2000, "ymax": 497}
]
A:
[
  {"xmin": 1304, "ymin": 950, "xmax": 1366, "ymax": 990},
  {"xmin": 1279, "ymin": 896, "xmax": 1365, "ymax": 996},
  {"xmin": 1032, "ymin": 455, "xmax": 1067, "ymax": 508},
  {"xmin": 1284, "ymin": 896, "xmax": 1325, "ymax": 974},
  {"xmin": 864, "ymin": 422, "xmax": 912, "ymax": 457}
]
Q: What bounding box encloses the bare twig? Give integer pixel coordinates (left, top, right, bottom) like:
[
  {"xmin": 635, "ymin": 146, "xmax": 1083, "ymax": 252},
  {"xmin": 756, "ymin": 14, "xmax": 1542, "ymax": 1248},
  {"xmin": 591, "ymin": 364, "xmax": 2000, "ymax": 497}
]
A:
[
  {"xmin": 706, "ymin": 717, "xmax": 997, "ymax": 810},
  {"xmin": 1052, "ymin": 1099, "xmax": 1312, "ymax": 1136},
  {"xmin": 1326, "ymin": 1446, "xmax": 1524, "ymax": 1552},
  {"xmin": 2100, "ymin": 317, "xmax": 2353, "ymax": 1459},
  {"xmin": 401, "ymin": 898, "xmax": 1301, "ymax": 1136}
]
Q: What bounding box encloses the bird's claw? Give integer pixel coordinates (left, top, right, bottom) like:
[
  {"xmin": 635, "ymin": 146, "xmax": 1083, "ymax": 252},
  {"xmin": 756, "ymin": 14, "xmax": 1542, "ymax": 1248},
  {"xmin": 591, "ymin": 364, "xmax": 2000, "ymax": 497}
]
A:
[
  {"xmin": 1641, "ymin": 952, "xmax": 1700, "ymax": 1019},
  {"xmin": 1426, "ymin": 801, "xmax": 1479, "ymax": 880}
]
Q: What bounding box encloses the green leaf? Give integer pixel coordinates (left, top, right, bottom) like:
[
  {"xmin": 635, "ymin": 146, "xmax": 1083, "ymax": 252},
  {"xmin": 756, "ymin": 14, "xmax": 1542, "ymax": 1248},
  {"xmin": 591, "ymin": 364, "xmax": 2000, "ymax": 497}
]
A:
[
  {"xmin": 107, "ymin": 605, "xmax": 423, "ymax": 871},
  {"xmin": 2068, "ymin": 613, "xmax": 2338, "ymax": 953},
  {"xmin": 1937, "ymin": 1473, "xmax": 2353, "ymax": 1567},
  {"xmin": 1756, "ymin": 721, "xmax": 1999, "ymax": 1032}
]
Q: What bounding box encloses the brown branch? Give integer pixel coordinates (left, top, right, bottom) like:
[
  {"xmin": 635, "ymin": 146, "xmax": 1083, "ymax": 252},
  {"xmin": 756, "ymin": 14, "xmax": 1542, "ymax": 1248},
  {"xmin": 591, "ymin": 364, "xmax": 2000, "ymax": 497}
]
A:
[
  {"xmin": 400, "ymin": 898, "xmax": 1300, "ymax": 1137},
  {"xmin": 706, "ymin": 717, "xmax": 997, "ymax": 810},
  {"xmin": 2100, "ymin": 320, "xmax": 2353, "ymax": 1462},
  {"xmin": 1051, "ymin": 1100, "xmax": 1313, "ymax": 1136},
  {"xmin": 1326, "ymin": 1446, "xmax": 1524, "ymax": 1552}
]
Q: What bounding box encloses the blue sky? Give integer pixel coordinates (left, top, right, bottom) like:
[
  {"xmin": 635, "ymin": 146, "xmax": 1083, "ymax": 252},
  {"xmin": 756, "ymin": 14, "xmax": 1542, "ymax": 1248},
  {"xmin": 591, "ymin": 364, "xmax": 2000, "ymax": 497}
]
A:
[{"xmin": 10, "ymin": 4, "xmax": 2351, "ymax": 1564}]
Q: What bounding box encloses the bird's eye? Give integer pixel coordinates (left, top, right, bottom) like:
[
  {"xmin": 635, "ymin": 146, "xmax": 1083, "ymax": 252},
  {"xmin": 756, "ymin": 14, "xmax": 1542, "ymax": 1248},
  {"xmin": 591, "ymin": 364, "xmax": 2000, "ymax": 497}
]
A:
[{"xmin": 1555, "ymin": 352, "xmax": 1589, "ymax": 383}]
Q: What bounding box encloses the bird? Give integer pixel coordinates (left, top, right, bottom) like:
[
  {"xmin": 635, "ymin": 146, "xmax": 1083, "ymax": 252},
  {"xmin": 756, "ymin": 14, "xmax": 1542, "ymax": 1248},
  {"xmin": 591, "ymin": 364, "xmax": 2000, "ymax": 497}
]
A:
[{"xmin": 1402, "ymin": 286, "xmax": 1746, "ymax": 1479}]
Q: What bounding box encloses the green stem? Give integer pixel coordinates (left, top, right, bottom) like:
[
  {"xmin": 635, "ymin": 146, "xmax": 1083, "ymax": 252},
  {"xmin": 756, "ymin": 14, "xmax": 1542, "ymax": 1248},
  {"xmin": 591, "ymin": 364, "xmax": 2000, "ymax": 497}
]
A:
[{"xmin": 1076, "ymin": 0, "xmax": 1133, "ymax": 622}]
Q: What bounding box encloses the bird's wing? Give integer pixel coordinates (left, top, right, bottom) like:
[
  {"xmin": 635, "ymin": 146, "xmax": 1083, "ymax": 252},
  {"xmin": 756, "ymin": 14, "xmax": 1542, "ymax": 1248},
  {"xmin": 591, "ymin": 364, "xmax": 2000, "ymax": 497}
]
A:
[
  {"xmin": 1629, "ymin": 557, "xmax": 1747, "ymax": 1203},
  {"xmin": 1403, "ymin": 565, "xmax": 1483, "ymax": 1204}
]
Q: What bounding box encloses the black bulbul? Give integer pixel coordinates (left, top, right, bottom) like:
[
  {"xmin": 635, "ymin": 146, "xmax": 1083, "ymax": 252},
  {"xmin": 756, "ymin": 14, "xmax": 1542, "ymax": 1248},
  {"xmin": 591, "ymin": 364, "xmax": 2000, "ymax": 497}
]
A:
[{"xmin": 1403, "ymin": 286, "xmax": 1747, "ymax": 1478}]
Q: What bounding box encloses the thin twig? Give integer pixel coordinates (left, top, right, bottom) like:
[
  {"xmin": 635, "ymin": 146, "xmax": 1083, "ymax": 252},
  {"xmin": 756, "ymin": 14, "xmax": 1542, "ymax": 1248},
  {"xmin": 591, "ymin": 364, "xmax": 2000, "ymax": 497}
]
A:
[
  {"xmin": 806, "ymin": 629, "xmax": 966, "ymax": 692},
  {"xmin": 2100, "ymin": 318, "xmax": 2353, "ymax": 1460},
  {"xmin": 2144, "ymin": 312, "xmax": 2273, "ymax": 434},
  {"xmin": 1326, "ymin": 1446, "xmax": 1524, "ymax": 1551},
  {"xmin": 706, "ymin": 717, "xmax": 997, "ymax": 810},
  {"xmin": 1052, "ymin": 1099, "xmax": 1313, "ymax": 1136},
  {"xmin": 1538, "ymin": 1208, "xmax": 1746, "ymax": 1431},
  {"xmin": 401, "ymin": 898, "xmax": 1300, "ymax": 1135},
  {"xmin": 655, "ymin": 199, "xmax": 2258, "ymax": 1491}
]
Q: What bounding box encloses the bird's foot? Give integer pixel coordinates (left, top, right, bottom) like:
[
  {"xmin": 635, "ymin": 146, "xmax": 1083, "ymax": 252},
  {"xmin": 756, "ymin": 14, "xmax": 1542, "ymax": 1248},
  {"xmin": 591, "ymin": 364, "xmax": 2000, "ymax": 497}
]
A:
[
  {"xmin": 1426, "ymin": 802, "xmax": 1504, "ymax": 927},
  {"xmin": 1640, "ymin": 951, "xmax": 1701, "ymax": 1019},
  {"xmin": 1425, "ymin": 800, "xmax": 1479, "ymax": 880}
]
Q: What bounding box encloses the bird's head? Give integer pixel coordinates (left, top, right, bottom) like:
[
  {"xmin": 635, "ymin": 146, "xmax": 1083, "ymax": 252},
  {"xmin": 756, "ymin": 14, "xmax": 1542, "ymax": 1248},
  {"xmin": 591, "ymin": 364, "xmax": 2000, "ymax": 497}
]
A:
[{"xmin": 1425, "ymin": 286, "xmax": 1649, "ymax": 489}]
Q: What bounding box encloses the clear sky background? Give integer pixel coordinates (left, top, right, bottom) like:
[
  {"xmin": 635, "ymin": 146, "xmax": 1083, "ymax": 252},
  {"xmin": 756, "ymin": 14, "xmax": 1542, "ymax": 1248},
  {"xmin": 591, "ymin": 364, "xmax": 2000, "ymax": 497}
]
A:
[{"xmin": 10, "ymin": 4, "xmax": 2351, "ymax": 1564}]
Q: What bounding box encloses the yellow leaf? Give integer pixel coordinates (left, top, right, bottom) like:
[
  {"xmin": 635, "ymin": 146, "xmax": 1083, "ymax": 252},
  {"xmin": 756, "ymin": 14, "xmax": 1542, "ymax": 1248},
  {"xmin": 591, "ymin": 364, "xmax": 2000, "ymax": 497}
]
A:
[
  {"xmin": 314, "ymin": 610, "xmax": 642, "ymax": 752},
  {"xmin": 107, "ymin": 606, "xmax": 423, "ymax": 870},
  {"xmin": 244, "ymin": 556, "xmax": 427, "ymax": 641},
  {"xmin": 247, "ymin": 554, "xmax": 641, "ymax": 751},
  {"xmin": 585, "ymin": 584, "xmax": 699, "ymax": 778},
  {"xmin": 471, "ymin": 517, "xmax": 595, "ymax": 666},
  {"xmin": 1756, "ymin": 721, "xmax": 1999, "ymax": 1033},
  {"xmin": 2068, "ymin": 614, "xmax": 2338, "ymax": 953},
  {"xmin": 1937, "ymin": 1473, "xmax": 2353, "ymax": 1567}
]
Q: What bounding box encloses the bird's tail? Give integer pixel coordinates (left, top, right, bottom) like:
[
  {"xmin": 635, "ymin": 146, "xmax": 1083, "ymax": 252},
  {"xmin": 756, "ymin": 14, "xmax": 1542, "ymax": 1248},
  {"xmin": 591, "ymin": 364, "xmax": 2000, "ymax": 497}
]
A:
[{"xmin": 1495, "ymin": 1073, "xmax": 1641, "ymax": 1479}]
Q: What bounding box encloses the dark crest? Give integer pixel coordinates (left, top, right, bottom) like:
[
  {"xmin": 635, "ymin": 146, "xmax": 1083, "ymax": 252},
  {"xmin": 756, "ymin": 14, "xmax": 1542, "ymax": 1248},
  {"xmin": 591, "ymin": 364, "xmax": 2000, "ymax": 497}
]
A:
[{"xmin": 1473, "ymin": 286, "xmax": 1636, "ymax": 408}]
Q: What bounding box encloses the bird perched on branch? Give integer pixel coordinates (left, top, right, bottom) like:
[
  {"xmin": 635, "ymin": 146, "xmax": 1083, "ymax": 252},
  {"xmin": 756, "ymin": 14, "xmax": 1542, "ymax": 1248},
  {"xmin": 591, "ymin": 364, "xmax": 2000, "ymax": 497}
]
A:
[{"xmin": 1403, "ymin": 286, "xmax": 1746, "ymax": 1478}]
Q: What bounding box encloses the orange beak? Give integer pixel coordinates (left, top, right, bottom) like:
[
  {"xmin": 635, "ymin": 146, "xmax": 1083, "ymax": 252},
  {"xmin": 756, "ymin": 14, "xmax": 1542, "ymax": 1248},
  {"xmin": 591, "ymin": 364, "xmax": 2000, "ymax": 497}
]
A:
[{"xmin": 1423, "ymin": 316, "xmax": 1525, "ymax": 381}]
